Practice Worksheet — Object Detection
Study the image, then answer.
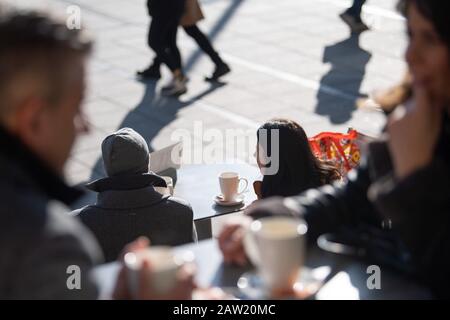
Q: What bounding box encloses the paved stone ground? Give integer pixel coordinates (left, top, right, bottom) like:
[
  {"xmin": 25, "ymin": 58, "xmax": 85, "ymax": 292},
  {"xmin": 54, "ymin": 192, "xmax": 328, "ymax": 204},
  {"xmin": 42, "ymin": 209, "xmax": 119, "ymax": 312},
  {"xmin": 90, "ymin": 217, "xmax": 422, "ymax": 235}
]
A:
[{"xmin": 11, "ymin": 0, "xmax": 408, "ymax": 189}]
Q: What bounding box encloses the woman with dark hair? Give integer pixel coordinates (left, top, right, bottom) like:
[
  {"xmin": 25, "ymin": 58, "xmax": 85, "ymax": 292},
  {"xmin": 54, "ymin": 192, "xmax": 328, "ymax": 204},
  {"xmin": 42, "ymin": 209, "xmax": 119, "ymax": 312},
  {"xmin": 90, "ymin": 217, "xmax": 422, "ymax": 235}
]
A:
[
  {"xmin": 220, "ymin": 0, "xmax": 450, "ymax": 298},
  {"xmin": 254, "ymin": 119, "xmax": 341, "ymax": 199},
  {"xmin": 371, "ymin": 0, "xmax": 450, "ymax": 116}
]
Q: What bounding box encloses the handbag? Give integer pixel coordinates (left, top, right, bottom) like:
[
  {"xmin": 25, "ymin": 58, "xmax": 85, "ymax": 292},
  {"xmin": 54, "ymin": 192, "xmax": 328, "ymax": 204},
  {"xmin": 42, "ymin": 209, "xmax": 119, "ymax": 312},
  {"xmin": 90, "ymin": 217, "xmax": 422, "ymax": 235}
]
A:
[
  {"xmin": 309, "ymin": 129, "xmax": 375, "ymax": 177},
  {"xmin": 180, "ymin": 0, "xmax": 205, "ymax": 26}
]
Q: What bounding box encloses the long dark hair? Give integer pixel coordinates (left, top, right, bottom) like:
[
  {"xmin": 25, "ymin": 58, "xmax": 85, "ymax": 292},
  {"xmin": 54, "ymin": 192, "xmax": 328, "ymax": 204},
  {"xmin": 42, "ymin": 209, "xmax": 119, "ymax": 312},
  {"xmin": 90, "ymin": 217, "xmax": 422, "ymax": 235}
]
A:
[
  {"xmin": 256, "ymin": 119, "xmax": 341, "ymax": 199},
  {"xmin": 398, "ymin": 0, "xmax": 450, "ymax": 49}
]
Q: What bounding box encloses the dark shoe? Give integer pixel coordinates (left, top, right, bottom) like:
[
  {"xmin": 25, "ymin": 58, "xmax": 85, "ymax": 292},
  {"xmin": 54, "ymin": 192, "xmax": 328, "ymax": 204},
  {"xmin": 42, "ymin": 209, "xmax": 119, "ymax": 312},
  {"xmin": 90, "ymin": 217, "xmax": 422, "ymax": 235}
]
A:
[
  {"xmin": 136, "ymin": 65, "xmax": 161, "ymax": 79},
  {"xmin": 205, "ymin": 63, "xmax": 231, "ymax": 82},
  {"xmin": 339, "ymin": 11, "xmax": 369, "ymax": 34}
]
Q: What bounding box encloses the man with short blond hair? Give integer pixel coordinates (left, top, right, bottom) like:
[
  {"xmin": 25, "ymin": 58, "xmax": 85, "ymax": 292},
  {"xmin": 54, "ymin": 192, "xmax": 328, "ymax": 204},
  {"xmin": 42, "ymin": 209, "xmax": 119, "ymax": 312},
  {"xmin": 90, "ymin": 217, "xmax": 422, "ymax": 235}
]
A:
[
  {"xmin": 0, "ymin": 9, "xmax": 195, "ymax": 299},
  {"xmin": 0, "ymin": 9, "xmax": 100, "ymax": 299}
]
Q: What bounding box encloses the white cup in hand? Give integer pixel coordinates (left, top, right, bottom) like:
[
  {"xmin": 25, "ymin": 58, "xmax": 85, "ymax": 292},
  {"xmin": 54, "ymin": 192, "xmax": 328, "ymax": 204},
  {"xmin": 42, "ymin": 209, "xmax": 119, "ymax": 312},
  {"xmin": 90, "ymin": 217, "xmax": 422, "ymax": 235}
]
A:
[
  {"xmin": 243, "ymin": 217, "xmax": 308, "ymax": 294},
  {"xmin": 124, "ymin": 246, "xmax": 194, "ymax": 298}
]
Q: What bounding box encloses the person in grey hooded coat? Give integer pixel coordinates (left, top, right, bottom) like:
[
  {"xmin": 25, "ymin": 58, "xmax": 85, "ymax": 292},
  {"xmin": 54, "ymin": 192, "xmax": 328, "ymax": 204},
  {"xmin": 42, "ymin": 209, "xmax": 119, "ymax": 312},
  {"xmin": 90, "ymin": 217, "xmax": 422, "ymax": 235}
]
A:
[{"xmin": 73, "ymin": 128, "xmax": 195, "ymax": 262}]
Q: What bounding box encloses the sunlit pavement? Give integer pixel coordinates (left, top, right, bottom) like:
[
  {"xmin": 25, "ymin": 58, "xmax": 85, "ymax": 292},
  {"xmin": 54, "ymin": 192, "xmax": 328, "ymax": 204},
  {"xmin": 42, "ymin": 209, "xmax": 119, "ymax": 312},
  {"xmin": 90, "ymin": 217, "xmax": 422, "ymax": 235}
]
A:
[{"xmin": 10, "ymin": 0, "xmax": 407, "ymax": 185}]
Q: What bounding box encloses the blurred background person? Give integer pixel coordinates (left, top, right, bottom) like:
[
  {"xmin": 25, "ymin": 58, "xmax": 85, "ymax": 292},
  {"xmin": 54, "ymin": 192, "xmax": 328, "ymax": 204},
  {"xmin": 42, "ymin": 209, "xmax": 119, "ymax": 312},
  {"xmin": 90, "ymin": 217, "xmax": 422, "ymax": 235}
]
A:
[
  {"xmin": 137, "ymin": 0, "xmax": 188, "ymax": 96},
  {"xmin": 141, "ymin": 0, "xmax": 231, "ymax": 82}
]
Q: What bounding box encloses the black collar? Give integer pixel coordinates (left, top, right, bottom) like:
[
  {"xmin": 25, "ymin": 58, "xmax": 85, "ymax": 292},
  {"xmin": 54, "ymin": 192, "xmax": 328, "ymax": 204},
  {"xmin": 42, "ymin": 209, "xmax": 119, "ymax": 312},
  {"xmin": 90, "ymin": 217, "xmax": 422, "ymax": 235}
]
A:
[{"xmin": 0, "ymin": 125, "xmax": 84, "ymax": 205}]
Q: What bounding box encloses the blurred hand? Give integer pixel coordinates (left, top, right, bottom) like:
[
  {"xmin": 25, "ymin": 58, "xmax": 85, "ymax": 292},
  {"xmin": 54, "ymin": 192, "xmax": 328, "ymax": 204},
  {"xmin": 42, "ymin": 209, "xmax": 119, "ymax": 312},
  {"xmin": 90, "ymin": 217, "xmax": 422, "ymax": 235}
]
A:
[
  {"xmin": 118, "ymin": 236, "xmax": 150, "ymax": 261},
  {"xmin": 218, "ymin": 216, "xmax": 251, "ymax": 267},
  {"xmin": 218, "ymin": 197, "xmax": 302, "ymax": 266},
  {"xmin": 387, "ymin": 87, "xmax": 443, "ymax": 180},
  {"xmin": 112, "ymin": 237, "xmax": 196, "ymax": 300}
]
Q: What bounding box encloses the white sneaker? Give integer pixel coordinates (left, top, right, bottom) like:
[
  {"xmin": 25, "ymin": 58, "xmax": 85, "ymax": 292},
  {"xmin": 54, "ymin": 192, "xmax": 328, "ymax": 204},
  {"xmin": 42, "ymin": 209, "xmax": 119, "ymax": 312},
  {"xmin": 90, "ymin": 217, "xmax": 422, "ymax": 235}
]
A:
[{"xmin": 161, "ymin": 76, "xmax": 188, "ymax": 97}]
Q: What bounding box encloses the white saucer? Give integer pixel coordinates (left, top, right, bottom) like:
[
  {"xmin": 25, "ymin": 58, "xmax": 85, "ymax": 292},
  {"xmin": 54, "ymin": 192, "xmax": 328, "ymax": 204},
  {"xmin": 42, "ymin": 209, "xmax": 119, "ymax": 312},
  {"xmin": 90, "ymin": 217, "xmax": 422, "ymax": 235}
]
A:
[
  {"xmin": 214, "ymin": 194, "xmax": 245, "ymax": 207},
  {"xmin": 237, "ymin": 266, "xmax": 331, "ymax": 299}
]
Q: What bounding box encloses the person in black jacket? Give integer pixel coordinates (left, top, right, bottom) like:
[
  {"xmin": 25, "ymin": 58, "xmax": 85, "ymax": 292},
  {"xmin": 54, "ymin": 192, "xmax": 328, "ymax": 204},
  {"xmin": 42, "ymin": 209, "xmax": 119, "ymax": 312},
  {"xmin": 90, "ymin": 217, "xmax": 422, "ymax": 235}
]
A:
[
  {"xmin": 218, "ymin": 0, "xmax": 450, "ymax": 299},
  {"xmin": 140, "ymin": 0, "xmax": 231, "ymax": 82}
]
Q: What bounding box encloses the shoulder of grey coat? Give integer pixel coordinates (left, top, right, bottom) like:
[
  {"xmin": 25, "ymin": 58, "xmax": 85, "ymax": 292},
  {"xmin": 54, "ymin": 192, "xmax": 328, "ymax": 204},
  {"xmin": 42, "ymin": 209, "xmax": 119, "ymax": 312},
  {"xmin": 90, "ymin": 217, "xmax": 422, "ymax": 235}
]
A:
[
  {"xmin": 0, "ymin": 179, "xmax": 102, "ymax": 299},
  {"xmin": 72, "ymin": 187, "xmax": 197, "ymax": 262}
]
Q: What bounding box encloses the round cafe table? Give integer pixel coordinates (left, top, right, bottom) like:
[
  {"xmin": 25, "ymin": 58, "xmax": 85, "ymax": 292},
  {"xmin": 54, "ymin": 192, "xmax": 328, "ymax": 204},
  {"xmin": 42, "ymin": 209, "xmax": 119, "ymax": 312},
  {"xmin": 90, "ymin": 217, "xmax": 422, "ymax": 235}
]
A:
[
  {"xmin": 92, "ymin": 239, "xmax": 432, "ymax": 300},
  {"xmin": 172, "ymin": 162, "xmax": 260, "ymax": 221},
  {"xmin": 164, "ymin": 162, "xmax": 260, "ymax": 240}
]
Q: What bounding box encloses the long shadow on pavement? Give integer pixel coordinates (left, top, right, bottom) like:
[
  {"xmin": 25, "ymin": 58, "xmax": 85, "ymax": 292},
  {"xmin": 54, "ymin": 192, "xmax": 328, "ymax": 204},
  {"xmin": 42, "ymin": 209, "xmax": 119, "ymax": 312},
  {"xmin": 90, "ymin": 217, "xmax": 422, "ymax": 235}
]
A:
[
  {"xmin": 71, "ymin": 80, "xmax": 225, "ymax": 210},
  {"xmin": 315, "ymin": 33, "xmax": 372, "ymax": 124},
  {"xmin": 70, "ymin": 0, "xmax": 245, "ymax": 210}
]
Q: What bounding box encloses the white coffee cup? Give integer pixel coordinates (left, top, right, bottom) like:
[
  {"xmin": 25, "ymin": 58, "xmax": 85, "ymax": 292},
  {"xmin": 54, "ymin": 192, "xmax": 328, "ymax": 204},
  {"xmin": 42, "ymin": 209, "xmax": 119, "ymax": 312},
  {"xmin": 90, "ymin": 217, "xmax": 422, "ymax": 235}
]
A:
[
  {"xmin": 243, "ymin": 217, "xmax": 308, "ymax": 294},
  {"xmin": 124, "ymin": 246, "xmax": 194, "ymax": 298},
  {"xmin": 218, "ymin": 172, "xmax": 248, "ymax": 202}
]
